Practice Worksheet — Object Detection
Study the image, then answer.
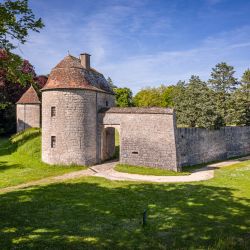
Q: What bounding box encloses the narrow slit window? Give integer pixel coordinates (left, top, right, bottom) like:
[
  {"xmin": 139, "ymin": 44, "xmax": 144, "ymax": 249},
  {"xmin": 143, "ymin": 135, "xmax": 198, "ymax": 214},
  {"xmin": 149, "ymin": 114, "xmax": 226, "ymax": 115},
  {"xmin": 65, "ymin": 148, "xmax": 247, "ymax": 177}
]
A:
[
  {"xmin": 51, "ymin": 106, "xmax": 56, "ymax": 117},
  {"xmin": 106, "ymin": 101, "xmax": 109, "ymax": 107},
  {"xmin": 132, "ymin": 151, "xmax": 138, "ymax": 154},
  {"xmin": 51, "ymin": 136, "xmax": 56, "ymax": 148}
]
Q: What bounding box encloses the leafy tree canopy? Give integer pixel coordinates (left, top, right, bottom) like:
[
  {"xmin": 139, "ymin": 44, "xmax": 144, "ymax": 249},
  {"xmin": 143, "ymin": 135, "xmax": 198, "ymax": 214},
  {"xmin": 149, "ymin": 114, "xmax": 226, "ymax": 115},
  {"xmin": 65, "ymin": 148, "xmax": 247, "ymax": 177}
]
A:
[
  {"xmin": 133, "ymin": 87, "xmax": 162, "ymax": 107},
  {"xmin": 0, "ymin": 50, "xmax": 47, "ymax": 134},
  {"xmin": 113, "ymin": 87, "xmax": 133, "ymax": 107},
  {"xmin": 0, "ymin": 0, "xmax": 44, "ymax": 50}
]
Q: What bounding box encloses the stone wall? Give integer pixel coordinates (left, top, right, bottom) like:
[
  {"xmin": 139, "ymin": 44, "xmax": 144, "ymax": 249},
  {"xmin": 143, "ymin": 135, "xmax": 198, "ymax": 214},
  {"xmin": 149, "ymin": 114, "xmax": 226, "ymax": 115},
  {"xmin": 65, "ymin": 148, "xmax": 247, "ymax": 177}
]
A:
[
  {"xmin": 16, "ymin": 104, "xmax": 41, "ymax": 132},
  {"xmin": 98, "ymin": 108, "xmax": 178, "ymax": 171},
  {"xmin": 176, "ymin": 126, "xmax": 250, "ymax": 167}
]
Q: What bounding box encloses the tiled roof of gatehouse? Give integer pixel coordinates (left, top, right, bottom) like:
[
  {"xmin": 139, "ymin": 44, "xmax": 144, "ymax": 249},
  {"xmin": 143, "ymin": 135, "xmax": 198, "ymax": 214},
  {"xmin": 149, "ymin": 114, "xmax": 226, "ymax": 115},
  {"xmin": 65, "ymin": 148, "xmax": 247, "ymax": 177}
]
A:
[{"xmin": 16, "ymin": 85, "xmax": 41, "ymax": 104}]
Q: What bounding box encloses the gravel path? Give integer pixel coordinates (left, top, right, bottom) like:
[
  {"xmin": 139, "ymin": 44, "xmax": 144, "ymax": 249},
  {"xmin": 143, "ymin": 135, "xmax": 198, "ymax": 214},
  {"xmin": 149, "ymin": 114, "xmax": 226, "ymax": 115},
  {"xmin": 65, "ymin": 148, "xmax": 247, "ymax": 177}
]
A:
[
  {"xmin": 0, "ymin": 156, "xmax": 249, "ymax": 193},
  {"xmin": 91, "ymin": 156, "xmax": 250, "ymax": 183}
]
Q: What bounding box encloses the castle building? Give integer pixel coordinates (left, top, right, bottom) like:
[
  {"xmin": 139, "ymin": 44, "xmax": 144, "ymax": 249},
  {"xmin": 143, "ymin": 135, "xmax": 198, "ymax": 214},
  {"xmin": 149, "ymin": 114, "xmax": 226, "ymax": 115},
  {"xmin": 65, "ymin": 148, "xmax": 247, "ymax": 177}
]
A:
[{"xmin": 16, "ymin": 53, "xmax": 250, "ymax": 171}]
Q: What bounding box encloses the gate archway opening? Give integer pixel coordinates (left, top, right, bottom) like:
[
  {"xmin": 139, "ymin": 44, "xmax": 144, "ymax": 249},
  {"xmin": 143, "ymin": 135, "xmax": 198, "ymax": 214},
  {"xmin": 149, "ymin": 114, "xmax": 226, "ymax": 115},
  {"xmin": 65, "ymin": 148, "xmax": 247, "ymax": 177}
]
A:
[{"xmin": 101, "ymin": 125, "xmax": 120, "ymax": 162}]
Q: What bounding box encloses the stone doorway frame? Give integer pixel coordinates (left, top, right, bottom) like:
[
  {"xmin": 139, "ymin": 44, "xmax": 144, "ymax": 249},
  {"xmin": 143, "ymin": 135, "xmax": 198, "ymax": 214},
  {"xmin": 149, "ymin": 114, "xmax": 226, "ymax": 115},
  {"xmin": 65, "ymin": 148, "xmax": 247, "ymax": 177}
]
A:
[{"xmin": 100, "ymin": 124, "xmax": 121, "ymax": 162}]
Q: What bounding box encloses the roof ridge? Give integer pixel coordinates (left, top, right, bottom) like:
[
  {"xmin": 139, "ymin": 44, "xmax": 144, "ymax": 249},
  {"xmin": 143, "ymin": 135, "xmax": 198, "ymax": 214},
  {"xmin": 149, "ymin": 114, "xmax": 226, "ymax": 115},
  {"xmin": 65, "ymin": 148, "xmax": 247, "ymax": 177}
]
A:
[{"xmin": 17, "ymin": 85, "xmax": 41, "ymax": 104}]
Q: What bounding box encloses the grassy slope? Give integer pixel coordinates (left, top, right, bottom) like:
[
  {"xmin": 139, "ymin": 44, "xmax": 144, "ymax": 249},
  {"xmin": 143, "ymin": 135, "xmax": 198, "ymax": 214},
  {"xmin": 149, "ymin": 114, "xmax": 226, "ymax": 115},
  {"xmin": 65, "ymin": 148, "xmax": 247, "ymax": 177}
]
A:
[
  {"xmin": 0, "ymin": 128, "xmax": 86, "ymax": 188},
  {"xmin": 115, "ymin": 163, "xmax": 190, "ymax": 176},
  {"xmin": 0, "ymin": 160, "xmax": 249, "ymax": 249}
]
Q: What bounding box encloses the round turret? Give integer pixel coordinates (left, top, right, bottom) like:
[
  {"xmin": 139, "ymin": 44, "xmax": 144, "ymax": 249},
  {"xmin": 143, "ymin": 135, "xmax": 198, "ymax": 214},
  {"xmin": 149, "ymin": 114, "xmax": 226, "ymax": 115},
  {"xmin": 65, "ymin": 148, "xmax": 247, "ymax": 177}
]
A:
[{"xmin": 41, "ymin": 54, "xmax": 115, "ymax": 166}]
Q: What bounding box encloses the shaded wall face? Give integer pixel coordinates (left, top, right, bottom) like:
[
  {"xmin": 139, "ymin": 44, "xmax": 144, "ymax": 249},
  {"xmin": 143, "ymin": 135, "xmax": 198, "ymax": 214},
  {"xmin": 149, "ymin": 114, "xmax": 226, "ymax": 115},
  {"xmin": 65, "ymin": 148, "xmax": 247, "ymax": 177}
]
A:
[
  {"xmin": 99, "ymin": 112, "xmax": 178, "ymax": 171},
  {"xmin": 176, "ymin": 126, "xmax": 250, "ymax": 167},
  {"xmin": 96, "ymin": 93, "xmax": 115, "ymax": 162},
  {"xmin": 42, "ymin": 89, "xmax": 97, "ymax": 166},
  {"xmin": 16, "ymin": 104, "xmax": 41, "ymax": 132},
  {"xmin": 97, "ymin": 92, "xmax": 115, "ymax": 110},
  {"xmin": 101, "ymin": 127, "xmax": 115, "ymax": 161}
]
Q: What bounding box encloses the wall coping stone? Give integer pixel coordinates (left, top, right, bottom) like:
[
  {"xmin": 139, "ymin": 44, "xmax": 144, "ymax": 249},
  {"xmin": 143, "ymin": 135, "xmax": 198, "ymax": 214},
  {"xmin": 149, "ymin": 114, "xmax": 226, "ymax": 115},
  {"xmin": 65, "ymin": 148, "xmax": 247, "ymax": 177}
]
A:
[{"xmin": 99, "ymin": 107, "xmax": 174, "ymax": 114}]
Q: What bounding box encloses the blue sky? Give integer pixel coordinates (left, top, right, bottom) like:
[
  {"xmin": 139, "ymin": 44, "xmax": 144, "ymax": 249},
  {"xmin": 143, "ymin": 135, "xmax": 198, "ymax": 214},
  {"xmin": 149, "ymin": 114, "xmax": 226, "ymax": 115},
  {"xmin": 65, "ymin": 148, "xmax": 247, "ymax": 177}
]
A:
[{"xmin": 16, "ymin": 0, "xmax": 250, "ymax": 93}]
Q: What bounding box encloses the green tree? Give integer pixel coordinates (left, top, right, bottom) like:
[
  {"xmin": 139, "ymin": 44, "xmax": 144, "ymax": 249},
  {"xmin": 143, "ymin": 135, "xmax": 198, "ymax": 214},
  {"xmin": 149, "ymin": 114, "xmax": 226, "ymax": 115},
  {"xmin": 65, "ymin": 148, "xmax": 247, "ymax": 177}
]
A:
[
  {"xmin": 133, "ymin": 84, "xmax": 180, "ymax": 108},
  {"xmin": 175, "ymin": 76, "xmax": 219, "ymax": 128},
  {"xmin": 162, "ymin": 85, "xmax": 179, "ymax": 108},
  {"xmin": 133, "ymin": 87, "xmax": 163, "ymax": 107},
  {"xmin": 226, "ymin": 70, "xmax": 250, "ymax": 126},
  {"xmin": 113, "ymin": 87, "xmax": 133, "ymax": 107},
  {"xmin": 208, "ymin": 62, "xmax": 238, "ymax": 92},
  {"xmin": 0, "ymin": 0, "xmax": 44, "ymax": 134},
  {"xmin": 0, "ymin": 50, "xmax": 47, "ymax": 135},
  {"xmin": 241, "ymin": 68, "xmax": 250, "ymax": 84},
  {"xmin": 208, "ymin": 62, "xmax": 239, "ymax": 125},
  {"xmin": 0, "ymin": 0, "xmax": 44, "ymax": 50},
  {"xmin": 226, "ymin": 85, "xmax": 250, "ymax": 126}
]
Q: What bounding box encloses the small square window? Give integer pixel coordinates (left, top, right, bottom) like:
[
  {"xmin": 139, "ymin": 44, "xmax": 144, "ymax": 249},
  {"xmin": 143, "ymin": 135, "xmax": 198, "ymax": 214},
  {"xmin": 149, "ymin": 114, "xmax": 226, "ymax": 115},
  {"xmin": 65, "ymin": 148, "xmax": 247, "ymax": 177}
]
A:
[
  {"xmin": 51, "ymin": 106, "xmax": 56, "ymax": 117},
  {"xmin": 51, "ymin": 136, "xmax": 56, "ymax": 148}
]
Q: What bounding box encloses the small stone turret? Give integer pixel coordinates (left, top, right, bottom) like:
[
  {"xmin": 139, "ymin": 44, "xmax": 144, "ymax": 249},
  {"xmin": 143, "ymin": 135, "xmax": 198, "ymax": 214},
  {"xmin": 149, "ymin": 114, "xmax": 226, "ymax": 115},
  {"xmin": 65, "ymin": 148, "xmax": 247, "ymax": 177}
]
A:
[{"xmin": 16, "ymin": 85, "xmax": 41, "ymax": 132}]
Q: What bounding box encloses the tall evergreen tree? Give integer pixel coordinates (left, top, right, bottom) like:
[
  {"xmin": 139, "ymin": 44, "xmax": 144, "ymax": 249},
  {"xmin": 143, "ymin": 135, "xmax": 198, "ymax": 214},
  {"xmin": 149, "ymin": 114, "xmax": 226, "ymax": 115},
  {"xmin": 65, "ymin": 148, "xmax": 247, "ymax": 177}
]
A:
[
  {"xmin": 241, "ymin": 68, "xmax": 250, "ymax": 85},
  {"xmin": 226, "ymin": 84, "xmax": 250, "ymax": 126},
  {"xmin": 226, "ymin": 69, "xmax": 250, "ymax": 126},
  {"xmin": 175, "ymin": 76, "xmax": 219, "ymax": 128},
  {"xmin": 208, "ymin": 62, "xmax": 239, "ymax": 125},
  {"xmin": 208, "ymin": 62, "xmax": 238, "ymax": 92}
]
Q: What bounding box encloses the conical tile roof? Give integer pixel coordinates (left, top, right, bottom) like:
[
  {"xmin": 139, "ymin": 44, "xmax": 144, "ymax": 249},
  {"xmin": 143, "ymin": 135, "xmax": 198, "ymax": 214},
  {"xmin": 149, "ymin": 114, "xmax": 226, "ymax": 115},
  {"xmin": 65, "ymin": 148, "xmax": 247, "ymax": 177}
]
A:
[
  {"xmin": 42, "ymin": 55, "xmax": 113, "ymax": 94},
  {"xmin": 16, "ymin": 85, "xmax": 40, "ymax": 104}
]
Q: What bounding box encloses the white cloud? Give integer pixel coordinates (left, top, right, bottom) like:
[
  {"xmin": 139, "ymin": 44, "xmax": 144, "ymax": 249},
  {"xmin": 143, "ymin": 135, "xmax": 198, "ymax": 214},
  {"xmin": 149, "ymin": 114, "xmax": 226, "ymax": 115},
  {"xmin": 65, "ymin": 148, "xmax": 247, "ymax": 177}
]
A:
[{"xmin": 97, "ymin": 26, "xmax": 250, "ymax": 93}]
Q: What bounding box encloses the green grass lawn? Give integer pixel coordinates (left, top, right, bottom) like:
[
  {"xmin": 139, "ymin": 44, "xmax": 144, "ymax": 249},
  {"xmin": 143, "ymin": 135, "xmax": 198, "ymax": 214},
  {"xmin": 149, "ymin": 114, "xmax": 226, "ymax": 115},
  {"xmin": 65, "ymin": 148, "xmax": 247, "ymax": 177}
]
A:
[
  {"xmin": 0, "ymin": 160, "xmax": 249, "ymax": 249},
  {"xmin": 0, "ymin": 128, "xmax": 86, "ymax": 189},
  {"xmin": 115, "ymin": 163, "xmax": 190, "ymax": 176},
  {"xmin": 0, "ymin": 129, "xmax": 250, "ymax": 249}
]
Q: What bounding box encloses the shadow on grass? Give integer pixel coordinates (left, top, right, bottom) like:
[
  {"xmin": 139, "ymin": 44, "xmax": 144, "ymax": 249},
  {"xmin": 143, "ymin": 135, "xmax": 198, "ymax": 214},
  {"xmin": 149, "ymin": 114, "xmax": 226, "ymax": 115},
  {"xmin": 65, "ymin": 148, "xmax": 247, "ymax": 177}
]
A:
[
  {"xmin": 0, "ymin": 129, "xmax": 41, "ymax": 157},
  {"xmin": 0, "ymin": 179, "xmax": 249, "ymax": 249},
  {"xmin": 0, "ymin": 162, "xmax": 23, "ymax": 172}
]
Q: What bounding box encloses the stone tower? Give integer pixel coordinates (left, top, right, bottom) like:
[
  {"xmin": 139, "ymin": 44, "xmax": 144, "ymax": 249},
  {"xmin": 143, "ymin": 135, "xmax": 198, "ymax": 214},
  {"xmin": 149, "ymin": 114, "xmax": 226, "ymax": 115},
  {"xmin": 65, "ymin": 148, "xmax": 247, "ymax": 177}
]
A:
[
  {"xmin": 41, "ymin": 53, "xmax": 115, "ymax": 166},
  {"xmin": 16, "ymin": 85, "xmax": 41, "ymax": 132}
]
